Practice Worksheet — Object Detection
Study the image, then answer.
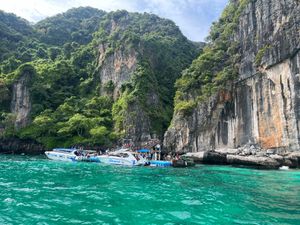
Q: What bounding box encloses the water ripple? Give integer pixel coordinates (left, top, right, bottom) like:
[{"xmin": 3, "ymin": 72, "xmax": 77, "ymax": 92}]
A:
[{"xmin": 0, "ymin": 155, "xmax": 299, "ymax": 224}]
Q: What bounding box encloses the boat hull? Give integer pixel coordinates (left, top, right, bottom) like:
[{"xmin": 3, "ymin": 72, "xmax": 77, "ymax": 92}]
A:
[
  {"xmin": 75, "ymin": 156, "xmax": 100, "ymax": 163},
  {"xmin": 97, "ymin": 156, "xmax": 138, "ymax": 166},
  {"xmin": 45, "ymin": 151, "xmax": 76, "ymax": 162}
]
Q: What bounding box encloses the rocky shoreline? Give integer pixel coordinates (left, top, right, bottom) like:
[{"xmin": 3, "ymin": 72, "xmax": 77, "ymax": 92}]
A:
[
  {"xmin": 185, "ymin": 145, "xmax": 300, "ymax": 169},
  {"xmin": 1, "ymin": 139, "xmax": 299, "ymax": 170},
  {"xmin": 0, "ymin": 138, "xmax": 46, "ymax": 155}
]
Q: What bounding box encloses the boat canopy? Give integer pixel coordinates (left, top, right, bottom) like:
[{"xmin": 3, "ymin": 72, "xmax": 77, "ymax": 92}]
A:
[{"xmin": 137, "ymin": 149, "xmax": 150, "ymax": 153}]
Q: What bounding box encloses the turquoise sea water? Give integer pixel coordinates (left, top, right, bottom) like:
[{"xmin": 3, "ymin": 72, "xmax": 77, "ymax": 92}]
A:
[{"xmin": 0, "ymin": 155, "xmax": 299, "ymax": 225}]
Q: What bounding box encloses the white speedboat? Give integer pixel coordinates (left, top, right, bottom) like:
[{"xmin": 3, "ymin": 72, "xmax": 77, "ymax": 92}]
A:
[
  {"xmin": 97, "ymin": 149, "xmax": 147, "ymax": 166},
  {"xmin": 45, "ymin": 148, "xmax": 99, "ymax": 163},
  {"xmin": 45, "ymin": 148, "xmax": 78, "ymax": 162},
  {"xmin": 45, "ymin": 148, "xmax": 146, "ymax": 166}
]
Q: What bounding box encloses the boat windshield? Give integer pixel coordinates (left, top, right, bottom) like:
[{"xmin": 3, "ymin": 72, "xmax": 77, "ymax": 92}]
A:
[{"xmin": 120, "ymin": 153, "xmax": 129, "ymax": 158}]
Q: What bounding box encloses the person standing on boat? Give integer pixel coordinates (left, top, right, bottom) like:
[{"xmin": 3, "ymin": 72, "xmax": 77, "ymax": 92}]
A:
[
  {"xmin": 154, "ymin": 151, "xmax": 157, "ymax": 160},
  {"xmin": 155, "ymin": 144, "xmax": 161, "ymax": 160}
]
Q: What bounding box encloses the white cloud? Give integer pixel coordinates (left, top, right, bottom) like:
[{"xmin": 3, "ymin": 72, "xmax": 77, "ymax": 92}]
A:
[
  {"xmin": 0, "ymin": 0, "xmax": 228, "ymax": 41},
  {"xmin": 0, "ymin": 0, "xmax": 66, "ymax": 21}
]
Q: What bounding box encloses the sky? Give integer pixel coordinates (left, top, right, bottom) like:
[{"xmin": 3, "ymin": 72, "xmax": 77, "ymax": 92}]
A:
[{"xmin": 0, "ymin": 0, "xmax": 228, "ymax": 42}]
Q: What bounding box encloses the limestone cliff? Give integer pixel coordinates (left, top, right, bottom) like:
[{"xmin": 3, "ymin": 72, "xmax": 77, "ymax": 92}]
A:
[
  {"xmin": 164, "ymin": 0, "xmax": 300, "ymax": 153},
  {"xmin": 96, "ymin": 11, "xmax": 198, "ymax": 144},
  {"xmin": 98, "ymin": 43, "xmax": 137, "ymax": 100},
  {"xmin": 11, "ymin": 72, "xmax": 32, "ymax": 129}
]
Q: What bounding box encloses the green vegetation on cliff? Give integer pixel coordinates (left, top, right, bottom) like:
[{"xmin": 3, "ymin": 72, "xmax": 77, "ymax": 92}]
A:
[
  {"xmin": 0, "ymin": 10, "xmax": 35, "ymax": 63},
  {"xmin": 0, "ymin": 8, "xmax": 198, "ymax": 148},
  {"xmin": 35, "ymin": 7, "xmax": 106, "ymax": 46},
  {"xmin": 19, "ymin": 96, "xmax": 114, "ymax": 148},
  {"xmin": 95, "ymin": 11, "xmax": 198, "ymax": 137},
  {"xmin": 174, "ymin": 0, "xmax": 249, "ymax": 114}
]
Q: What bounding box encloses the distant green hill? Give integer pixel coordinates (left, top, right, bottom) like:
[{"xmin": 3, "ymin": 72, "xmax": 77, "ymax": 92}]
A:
[{"xmin": 35, "ymin": 7, "xmax": 106, "ymax": 46}]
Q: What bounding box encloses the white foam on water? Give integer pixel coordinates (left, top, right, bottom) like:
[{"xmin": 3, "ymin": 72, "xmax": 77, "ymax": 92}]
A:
[{"xmin": 279, "ymin": 166, "xmax": 289, "ymax": 170}]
